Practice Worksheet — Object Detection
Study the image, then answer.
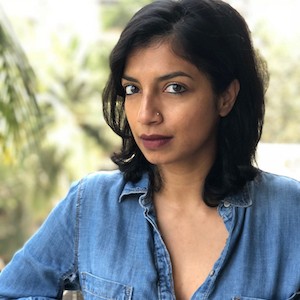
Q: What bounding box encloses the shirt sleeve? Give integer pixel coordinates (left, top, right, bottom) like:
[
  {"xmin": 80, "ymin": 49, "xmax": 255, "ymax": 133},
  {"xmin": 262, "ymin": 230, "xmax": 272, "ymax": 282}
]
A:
[{"xmin": 0, "ymin": 180, "xmax": 82, "ymax": 299}]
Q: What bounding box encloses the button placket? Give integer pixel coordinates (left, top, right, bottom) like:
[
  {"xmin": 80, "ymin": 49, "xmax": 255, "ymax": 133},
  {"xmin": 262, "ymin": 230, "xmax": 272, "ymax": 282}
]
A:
[{"xmin": 144, "ymin": 205, "xmax": 176, "ymax": 299}]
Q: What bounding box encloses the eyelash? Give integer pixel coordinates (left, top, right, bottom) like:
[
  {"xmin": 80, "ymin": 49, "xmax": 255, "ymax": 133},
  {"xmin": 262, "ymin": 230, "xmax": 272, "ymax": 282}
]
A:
[
  {"xmin": 123, "ymin": 83, "xmax": 187, "ymax": 96},
  {"xmin": 165, "ymin": 83, "xmax": 187, "ymax": 94},
  {"xmin": 124, "ymin": 85, "xmax": 139, "ymax": 95}
]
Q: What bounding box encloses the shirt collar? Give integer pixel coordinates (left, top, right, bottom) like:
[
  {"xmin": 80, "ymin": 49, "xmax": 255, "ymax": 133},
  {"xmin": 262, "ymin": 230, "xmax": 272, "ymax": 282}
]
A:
[
  {"xmin": 119, "ymin": 172, "xmax": 149, "ymax": 203},
  {"xmin": 222, "ymin": 175, "xmax": 258, "ymax": 208},
  {"xmin": 119, "ymin": 171, "xmax": 254, "ymax": 208},
  {"xmin": 223, "ymin": 186, "xmax": 252, "ymax": 207}
]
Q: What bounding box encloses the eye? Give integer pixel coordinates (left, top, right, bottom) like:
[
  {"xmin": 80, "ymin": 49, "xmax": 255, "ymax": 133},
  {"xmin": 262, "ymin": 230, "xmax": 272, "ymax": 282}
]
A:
[
  {"xmin": 164, "ymin": 83, "xmax": 186, "ymax": 94},
  {"xmin": 124, "ymin": 84, "xmax": 139, "ymax": 95}
]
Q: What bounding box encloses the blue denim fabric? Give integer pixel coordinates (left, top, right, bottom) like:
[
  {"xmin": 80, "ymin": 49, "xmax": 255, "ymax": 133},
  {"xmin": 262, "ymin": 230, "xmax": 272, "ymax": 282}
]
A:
[{"xmin": 0, "ymin": 170, "xmax": 300, "ymax": 299}]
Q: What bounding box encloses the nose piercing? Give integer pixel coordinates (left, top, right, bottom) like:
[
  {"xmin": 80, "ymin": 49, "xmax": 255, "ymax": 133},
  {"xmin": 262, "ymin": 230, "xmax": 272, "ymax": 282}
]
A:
[{"xmin": 156, "ymin": 112, "xmax": 160, "ymax": 116}]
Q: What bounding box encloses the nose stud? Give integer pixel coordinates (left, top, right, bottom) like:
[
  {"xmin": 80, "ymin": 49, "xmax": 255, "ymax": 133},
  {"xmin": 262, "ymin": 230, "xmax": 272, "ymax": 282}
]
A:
[{"xmin": 156, "ymin": 112, "xmax": 160, "ymax": 116}]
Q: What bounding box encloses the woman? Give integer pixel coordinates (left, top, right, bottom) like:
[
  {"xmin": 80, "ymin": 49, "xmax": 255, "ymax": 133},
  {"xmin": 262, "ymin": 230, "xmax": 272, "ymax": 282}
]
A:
[{"xmin": 1, "ymin": 0, "xmax": 300, "ymax": 299}]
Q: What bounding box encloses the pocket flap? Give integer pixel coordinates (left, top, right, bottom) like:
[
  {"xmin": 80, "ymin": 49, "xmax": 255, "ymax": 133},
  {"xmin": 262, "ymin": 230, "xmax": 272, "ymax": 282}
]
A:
[{"xmin": 81, "ymin": 272, "xmax": 133, "ymax": 299}]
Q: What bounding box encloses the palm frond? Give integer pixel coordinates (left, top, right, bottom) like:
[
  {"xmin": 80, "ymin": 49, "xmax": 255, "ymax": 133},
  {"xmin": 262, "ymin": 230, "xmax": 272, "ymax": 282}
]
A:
[{"xmin": 0, "ymin": 6, "xmax": 41, "ymax": 163}]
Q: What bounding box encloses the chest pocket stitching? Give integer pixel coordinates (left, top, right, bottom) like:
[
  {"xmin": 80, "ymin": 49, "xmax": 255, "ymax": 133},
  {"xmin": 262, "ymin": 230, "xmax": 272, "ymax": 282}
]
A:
[
  {"xmin": 232, "ymin": 294, "xmax": 300, "ymax": 300},
  {"xmin": 81, "ymin": 272, "xmax": 133, "ymax": 300},
  {"xmin": 232, "ymin": 298, "xmax": 268, "ymax": 300}
]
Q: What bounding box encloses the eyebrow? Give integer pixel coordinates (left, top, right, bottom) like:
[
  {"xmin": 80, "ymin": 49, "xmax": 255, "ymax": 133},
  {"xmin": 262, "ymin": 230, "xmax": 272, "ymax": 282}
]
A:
[{"xmin": 122, "ymin": 71, "xmax": 194, "ymax": 83}]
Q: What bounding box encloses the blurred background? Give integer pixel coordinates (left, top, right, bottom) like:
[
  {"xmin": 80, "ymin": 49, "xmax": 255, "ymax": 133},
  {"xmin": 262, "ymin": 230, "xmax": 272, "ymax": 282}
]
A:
[{"xmin": 0, "ymin": 0, "xmax": 299, "ymax": 266}]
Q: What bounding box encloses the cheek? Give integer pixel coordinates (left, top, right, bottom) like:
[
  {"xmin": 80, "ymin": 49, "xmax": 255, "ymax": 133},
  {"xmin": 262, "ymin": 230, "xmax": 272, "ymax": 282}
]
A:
[
  {"xmin": 124, "ymin": 101, "xmax": 138, "ymax": 132},
  {"xmin": 185, "ymin": 105, "xmax": 220, "ymax": 133},
  {"xmin": 124, "ymin": 101, "xmax": 133, "ymax": 120}
]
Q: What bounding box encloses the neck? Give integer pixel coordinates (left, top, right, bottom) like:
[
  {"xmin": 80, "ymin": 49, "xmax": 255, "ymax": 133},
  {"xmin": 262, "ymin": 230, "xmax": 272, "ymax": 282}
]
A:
[{"xmin": 154, "ymin": 159, "xmax": 213, "ymax": 210}]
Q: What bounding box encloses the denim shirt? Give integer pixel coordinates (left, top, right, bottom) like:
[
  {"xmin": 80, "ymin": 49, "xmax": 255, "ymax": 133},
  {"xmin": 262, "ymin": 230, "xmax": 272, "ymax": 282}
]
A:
[{"xmin": 0, "ymin": 170, "xmax": 300, "ymax": 300}]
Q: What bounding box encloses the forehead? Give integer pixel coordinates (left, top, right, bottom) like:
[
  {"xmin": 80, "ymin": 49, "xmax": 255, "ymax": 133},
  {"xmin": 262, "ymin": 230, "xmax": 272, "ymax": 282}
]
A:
[{"xmin": 124, "ymin": 41, "xmax": 200, "ymax": 76}]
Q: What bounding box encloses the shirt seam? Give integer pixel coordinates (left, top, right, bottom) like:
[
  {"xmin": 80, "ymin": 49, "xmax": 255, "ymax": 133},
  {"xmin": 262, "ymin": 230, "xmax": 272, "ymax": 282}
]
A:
[
  {"xmin": 59, "ymin": 178, "xmax": 84, "ymax": 293},
  {"xmin": 74, "ymin": 177, "xmax": 84, "ymax": 283}
]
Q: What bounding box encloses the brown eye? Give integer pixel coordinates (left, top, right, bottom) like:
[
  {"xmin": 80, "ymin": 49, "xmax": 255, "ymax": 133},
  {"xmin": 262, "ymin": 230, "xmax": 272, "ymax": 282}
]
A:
[
  {"xmin": 124, "ymin": 85, "xmax": 139, "ymax": 95},
  {"xmin": 165, "ymin": 83, "xmax": 186, "ymax": 94}
]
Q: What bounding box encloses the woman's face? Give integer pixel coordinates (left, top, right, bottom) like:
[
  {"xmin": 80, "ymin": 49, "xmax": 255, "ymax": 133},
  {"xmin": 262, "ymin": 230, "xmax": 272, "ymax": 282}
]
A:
[{"xmin": 122, "ymin": 41, "xmax": 235, "ymax": 171}]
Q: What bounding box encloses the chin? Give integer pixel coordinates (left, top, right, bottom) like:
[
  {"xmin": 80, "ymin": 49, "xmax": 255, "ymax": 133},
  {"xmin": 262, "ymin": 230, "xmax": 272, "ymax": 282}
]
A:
[
  {"xmin": 141, "ymin": 151, "xmax": 175, "ymax": 166},
  {"xmin": 143, "ymin": 155, "xmax": 164, "ymax": 166}
]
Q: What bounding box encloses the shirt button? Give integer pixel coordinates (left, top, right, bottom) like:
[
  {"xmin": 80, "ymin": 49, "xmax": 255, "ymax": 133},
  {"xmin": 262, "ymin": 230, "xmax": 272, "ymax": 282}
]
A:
[
  {"xmin": 223, "ymin": 201, "xmax": 231, "ymax": 208},
  {"xmin": 209, "ymin": 269, "xmax": 215, "ymax": 276}
]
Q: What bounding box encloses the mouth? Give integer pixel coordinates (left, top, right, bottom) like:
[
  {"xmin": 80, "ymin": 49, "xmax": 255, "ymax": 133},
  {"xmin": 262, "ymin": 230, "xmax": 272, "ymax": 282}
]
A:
[{"xmin": 140, "ymin": 134, "xmax": 173, "ymax": 150}]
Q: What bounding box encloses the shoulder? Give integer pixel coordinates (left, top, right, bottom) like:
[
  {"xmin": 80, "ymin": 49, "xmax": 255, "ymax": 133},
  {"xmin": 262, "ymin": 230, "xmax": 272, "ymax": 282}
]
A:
[
  {"xmin": 253, "ymin": 170, "xmax": 300, "ymax": 196},
  {"xmin": 248, "ymin": 170, "xmax": 300, "ymax": 209},
  {"xmin": 76, "ymin": 169, "xmax": 126, "ymax": 202},
  {"xmin": 74, "ymin": 169, "xmax": 149, "ymax": 208},
  {"xmin": 81, "ymin": 169, "xmax": 126, "ymax": 189}
]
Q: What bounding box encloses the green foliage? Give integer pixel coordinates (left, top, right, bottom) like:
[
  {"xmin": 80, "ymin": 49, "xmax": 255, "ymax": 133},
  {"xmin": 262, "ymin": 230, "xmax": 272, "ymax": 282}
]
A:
[
  {"xmin": 0, "ymin": 6, "xmax": 119, "ymax": 262},
  {"xmin": 44, "ymin": 34, "xmax": 116, "ymax": 152},
  {"xmin": 0, "ymin": 9, "xmax": 52, "ymax": 261},
  {"xmin": 101, "ymin": 0, "xmax": 152, "ymax": 30},
  {"xmin": 0, "ymin": 148, "xmax": 65, "ymax": 262},
  {"xmin": 0, "ymin": 8, "xmax": 42, "ymax": 164},
  {"xmin": 254, "ymin": 21, "xmax": 300, "ymax": 142}
]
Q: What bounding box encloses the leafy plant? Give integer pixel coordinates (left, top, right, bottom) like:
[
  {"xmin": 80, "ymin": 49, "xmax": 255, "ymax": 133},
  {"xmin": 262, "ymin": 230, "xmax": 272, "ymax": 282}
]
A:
[{"xmin": 0, "ymin": 7, "xmax": 42, "ymax": 163}]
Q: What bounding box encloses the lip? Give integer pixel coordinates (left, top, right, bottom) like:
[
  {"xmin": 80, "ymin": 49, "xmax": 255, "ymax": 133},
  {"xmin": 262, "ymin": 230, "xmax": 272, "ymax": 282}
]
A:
[{"xmin": 140, "ymin": 134, "xmax": 173, "ymax": 150}]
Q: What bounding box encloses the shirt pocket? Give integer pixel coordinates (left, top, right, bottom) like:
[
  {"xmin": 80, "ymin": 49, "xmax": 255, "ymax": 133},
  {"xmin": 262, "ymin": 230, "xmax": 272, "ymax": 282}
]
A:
[
  {"xmin": 232, "ymin": 297, "xmax": 268, "ymax": 300},
  {"xmin": 81, "ymin": 272, "xmax": 133, "ymax": 300},
  {"xmin": 287, "ymin": 292, "xmax": 300, "ymax": 300},
  {"xmin": 232, "ymin": 293, "xmax": 300, "ymax": 300}
]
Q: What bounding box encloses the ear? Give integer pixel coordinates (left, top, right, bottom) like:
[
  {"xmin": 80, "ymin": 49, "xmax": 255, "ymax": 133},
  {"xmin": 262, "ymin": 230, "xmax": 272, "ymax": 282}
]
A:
[{"xmin": 218, "ymin": 79, "xmax": 240, "ymax": 117}]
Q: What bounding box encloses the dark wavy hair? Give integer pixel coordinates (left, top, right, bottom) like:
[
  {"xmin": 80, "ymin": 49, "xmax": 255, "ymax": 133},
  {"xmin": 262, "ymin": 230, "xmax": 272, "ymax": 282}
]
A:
[{"xmin": 102, "ymin": 0, "xmax": 268, "ymax": 206}]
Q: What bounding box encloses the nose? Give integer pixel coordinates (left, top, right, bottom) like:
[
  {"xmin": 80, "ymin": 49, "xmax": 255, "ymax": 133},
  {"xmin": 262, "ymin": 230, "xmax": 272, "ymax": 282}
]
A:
[{"xmin": 137, "ymin": 92, "xmax": 161, "ymax": 125}]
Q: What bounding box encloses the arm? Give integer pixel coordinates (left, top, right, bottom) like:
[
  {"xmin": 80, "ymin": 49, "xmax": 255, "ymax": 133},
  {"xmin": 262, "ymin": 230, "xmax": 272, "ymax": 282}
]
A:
[{"xmin": 0, "ymin": 181, "xmax": 81, "ymax": 299}]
